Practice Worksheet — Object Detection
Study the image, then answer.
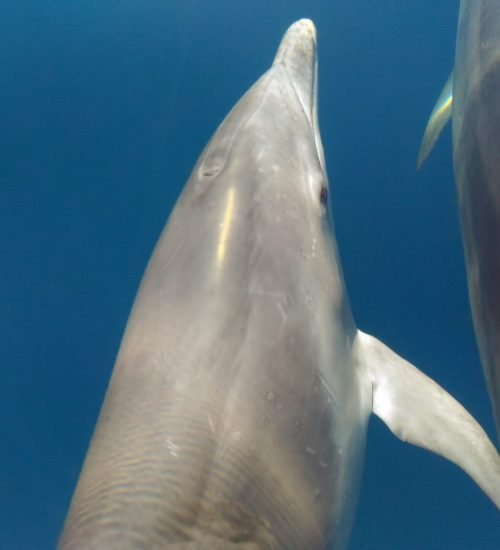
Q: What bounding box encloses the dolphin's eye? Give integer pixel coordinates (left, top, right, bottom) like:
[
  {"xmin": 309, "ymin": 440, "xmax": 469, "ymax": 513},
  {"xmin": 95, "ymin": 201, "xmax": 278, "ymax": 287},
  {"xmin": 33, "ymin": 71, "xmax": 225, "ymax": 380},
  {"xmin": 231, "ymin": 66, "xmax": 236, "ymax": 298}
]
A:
[{"xmin": 319, "ymin": 185, "xmax": 328, "ymax": 206}]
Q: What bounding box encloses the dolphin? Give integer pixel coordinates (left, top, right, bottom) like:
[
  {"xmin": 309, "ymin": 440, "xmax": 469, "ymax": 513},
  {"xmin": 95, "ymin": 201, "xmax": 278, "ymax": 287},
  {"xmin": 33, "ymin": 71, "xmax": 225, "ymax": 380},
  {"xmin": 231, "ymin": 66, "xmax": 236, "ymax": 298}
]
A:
[
  {"xmin": 417, "ymin": 0, "xmax": 500, "ymax": 438},
  {"xmin": 60, "ymin": 19, "xmax": 500, "ymax": 549}
]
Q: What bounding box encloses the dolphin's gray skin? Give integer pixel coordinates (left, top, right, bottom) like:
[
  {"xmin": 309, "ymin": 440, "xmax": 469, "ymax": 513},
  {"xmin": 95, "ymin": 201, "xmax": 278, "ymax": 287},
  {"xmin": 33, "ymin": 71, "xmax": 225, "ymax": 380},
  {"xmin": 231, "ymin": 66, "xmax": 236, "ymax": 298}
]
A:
[
  {"xmin": 60, "ymin": 19, "xmax": 500, "ymax": 549},
  {"xmin": 418, "ymin": 1, "xmax": 500, "ymax": 438}
]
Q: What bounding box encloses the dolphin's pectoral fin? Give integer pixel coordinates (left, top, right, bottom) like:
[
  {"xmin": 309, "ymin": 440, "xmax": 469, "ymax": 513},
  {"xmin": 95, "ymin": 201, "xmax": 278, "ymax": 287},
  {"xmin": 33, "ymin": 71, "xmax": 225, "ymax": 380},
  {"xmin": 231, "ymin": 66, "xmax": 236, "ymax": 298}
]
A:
[
  {"xmin": 355, "ymin": 330, "xmax": 500, "ymax": 507},
  {"xmin": 417, "ymin": 71, "xmax": 454, "ymax": 169}
]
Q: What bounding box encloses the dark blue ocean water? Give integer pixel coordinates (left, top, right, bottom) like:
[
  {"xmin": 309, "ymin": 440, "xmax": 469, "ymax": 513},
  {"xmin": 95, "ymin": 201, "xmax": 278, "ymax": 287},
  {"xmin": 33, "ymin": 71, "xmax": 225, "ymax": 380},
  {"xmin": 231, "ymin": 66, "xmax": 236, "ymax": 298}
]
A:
[{"xmin": 1, "ymin": 1, "xmax": 498, "ymax": 548}]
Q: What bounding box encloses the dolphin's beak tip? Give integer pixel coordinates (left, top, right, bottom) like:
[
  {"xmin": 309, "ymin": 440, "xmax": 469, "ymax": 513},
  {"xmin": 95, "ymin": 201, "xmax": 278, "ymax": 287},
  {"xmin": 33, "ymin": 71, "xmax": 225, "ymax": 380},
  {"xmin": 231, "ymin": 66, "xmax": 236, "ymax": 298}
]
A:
[
  {"xmin": 286, "ymin": 18, "xmax": 317, "ymax": 46},
  {"xmin": 274, "ymin": 18, "xmax": 317, "ymax": 68},
  {"xmin": 296, "ymin": 18, "xmax": 317, "ymax": 41}
]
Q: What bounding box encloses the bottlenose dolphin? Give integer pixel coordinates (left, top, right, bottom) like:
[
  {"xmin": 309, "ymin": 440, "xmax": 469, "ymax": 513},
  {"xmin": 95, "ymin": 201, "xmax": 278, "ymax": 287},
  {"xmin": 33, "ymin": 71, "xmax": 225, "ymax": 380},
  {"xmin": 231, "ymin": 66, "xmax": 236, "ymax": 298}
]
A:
[
  {"xmin": 418, "ymin": 0, "xmax": 500, "ymax": 438},
  {"xmin": 60, "ymin": 19, "xmax": 500, "ymax": 549}
]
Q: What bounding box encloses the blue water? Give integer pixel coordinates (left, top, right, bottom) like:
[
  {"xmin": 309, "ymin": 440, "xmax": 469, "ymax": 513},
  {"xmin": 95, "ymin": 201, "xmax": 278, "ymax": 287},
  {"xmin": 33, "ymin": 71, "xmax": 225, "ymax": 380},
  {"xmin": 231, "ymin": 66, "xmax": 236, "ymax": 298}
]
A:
[{"xmin": 1, "ymin": 1, "xmax": 498, "ymax": 548}]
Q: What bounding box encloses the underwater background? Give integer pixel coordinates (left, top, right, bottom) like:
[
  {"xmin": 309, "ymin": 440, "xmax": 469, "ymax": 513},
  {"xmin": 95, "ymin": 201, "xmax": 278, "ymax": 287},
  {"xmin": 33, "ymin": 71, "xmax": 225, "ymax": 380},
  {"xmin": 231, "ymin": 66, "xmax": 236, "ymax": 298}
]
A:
[{"xmin": 1, "ymin": 1, "xmax": 499, "ymax": 548}]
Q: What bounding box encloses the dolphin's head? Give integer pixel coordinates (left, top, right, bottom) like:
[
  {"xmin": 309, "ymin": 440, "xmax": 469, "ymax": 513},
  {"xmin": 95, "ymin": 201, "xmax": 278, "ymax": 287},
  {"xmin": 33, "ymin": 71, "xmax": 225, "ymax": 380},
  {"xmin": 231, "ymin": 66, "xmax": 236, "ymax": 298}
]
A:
[
  {"xmin": 175, "ymin": 18, "xmax": 338, "ymax": 294},
  {"xmin": 172, "ymin": 17, "xmax": 338, "ymax": 287},
  {"xmin": 190, "ymin": 19, "xmax": 327, "ymax": 218}
]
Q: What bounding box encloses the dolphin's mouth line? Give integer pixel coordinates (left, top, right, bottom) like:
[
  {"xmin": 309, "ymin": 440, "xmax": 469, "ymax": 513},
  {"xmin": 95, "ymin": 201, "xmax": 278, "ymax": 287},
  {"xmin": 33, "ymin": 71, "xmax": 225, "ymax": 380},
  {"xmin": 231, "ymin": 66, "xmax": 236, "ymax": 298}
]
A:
[
  {"xmin": 286, "ymin": 65, "xmax": 315, "ymax": 129},
  {"xmin": 278, "ymin": 62, "xmax": 325, "ymax": 178},
  {"xmin": 274, "ymin": 33, "xmax": 316, "ymax": 128}
]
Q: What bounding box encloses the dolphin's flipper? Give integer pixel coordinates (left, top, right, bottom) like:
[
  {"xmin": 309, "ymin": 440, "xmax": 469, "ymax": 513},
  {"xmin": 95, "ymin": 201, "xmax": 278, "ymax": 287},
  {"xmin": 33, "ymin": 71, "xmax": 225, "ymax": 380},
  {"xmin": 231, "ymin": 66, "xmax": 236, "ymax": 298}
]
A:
[
  {"xmin": 417, "ymin": 72, "xmax": 454, "ymax": 168},
  {"xmin": 355, "ymin": 331, "xmax": 500, "ymax": 507}
]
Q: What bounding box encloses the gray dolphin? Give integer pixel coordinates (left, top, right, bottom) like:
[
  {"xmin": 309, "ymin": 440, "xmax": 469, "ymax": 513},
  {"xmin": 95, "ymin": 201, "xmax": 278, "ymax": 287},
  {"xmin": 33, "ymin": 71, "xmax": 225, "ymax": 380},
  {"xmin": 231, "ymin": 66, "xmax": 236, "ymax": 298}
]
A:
[
  {"xmin": 60, "ymin": 19, "xmax": 500, "ymax": 549},
  {"xmin": 418, "ymin": 0, "xmax": 500, "ymax": 438}
]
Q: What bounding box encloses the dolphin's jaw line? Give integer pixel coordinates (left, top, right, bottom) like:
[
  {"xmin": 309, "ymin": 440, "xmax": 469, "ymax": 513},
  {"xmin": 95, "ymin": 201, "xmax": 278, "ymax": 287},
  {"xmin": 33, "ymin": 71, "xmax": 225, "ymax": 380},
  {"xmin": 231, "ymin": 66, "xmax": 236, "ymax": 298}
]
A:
[
  {"xmin": 273, "ymin": 20, "xmax": 317, "ymax": 122},
  {"xmin": 272, "ymin": 20, "xmax": 327, "ymax": 207}
]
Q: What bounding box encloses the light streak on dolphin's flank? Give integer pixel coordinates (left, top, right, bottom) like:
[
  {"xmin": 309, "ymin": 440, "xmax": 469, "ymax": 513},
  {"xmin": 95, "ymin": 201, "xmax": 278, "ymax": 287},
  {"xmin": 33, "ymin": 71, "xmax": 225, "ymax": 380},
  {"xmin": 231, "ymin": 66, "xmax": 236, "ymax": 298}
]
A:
[{"xmin": 217, "ymin": 187, "xmax": 235, "ymax": 269}]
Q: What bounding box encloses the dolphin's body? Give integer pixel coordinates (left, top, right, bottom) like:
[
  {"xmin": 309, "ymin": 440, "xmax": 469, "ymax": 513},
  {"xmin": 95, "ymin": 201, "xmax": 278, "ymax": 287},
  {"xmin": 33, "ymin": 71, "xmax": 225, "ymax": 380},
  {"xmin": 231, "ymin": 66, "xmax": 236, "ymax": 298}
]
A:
[
  {"xmin": 60, "ymin": 19, "xmax": 500, "ymax": 549},
  {"xmin": 418, "ymin": 0, "xmax": 500, "ymax": 438}
]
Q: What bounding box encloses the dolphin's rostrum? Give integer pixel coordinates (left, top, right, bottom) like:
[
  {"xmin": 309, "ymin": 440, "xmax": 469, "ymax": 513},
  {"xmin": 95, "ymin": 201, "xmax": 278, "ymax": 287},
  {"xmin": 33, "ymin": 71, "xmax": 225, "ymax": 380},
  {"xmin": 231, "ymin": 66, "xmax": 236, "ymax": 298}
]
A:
[{"xmin": 60, "ymin": 19, "xmax": 500, "ymax": 549}]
